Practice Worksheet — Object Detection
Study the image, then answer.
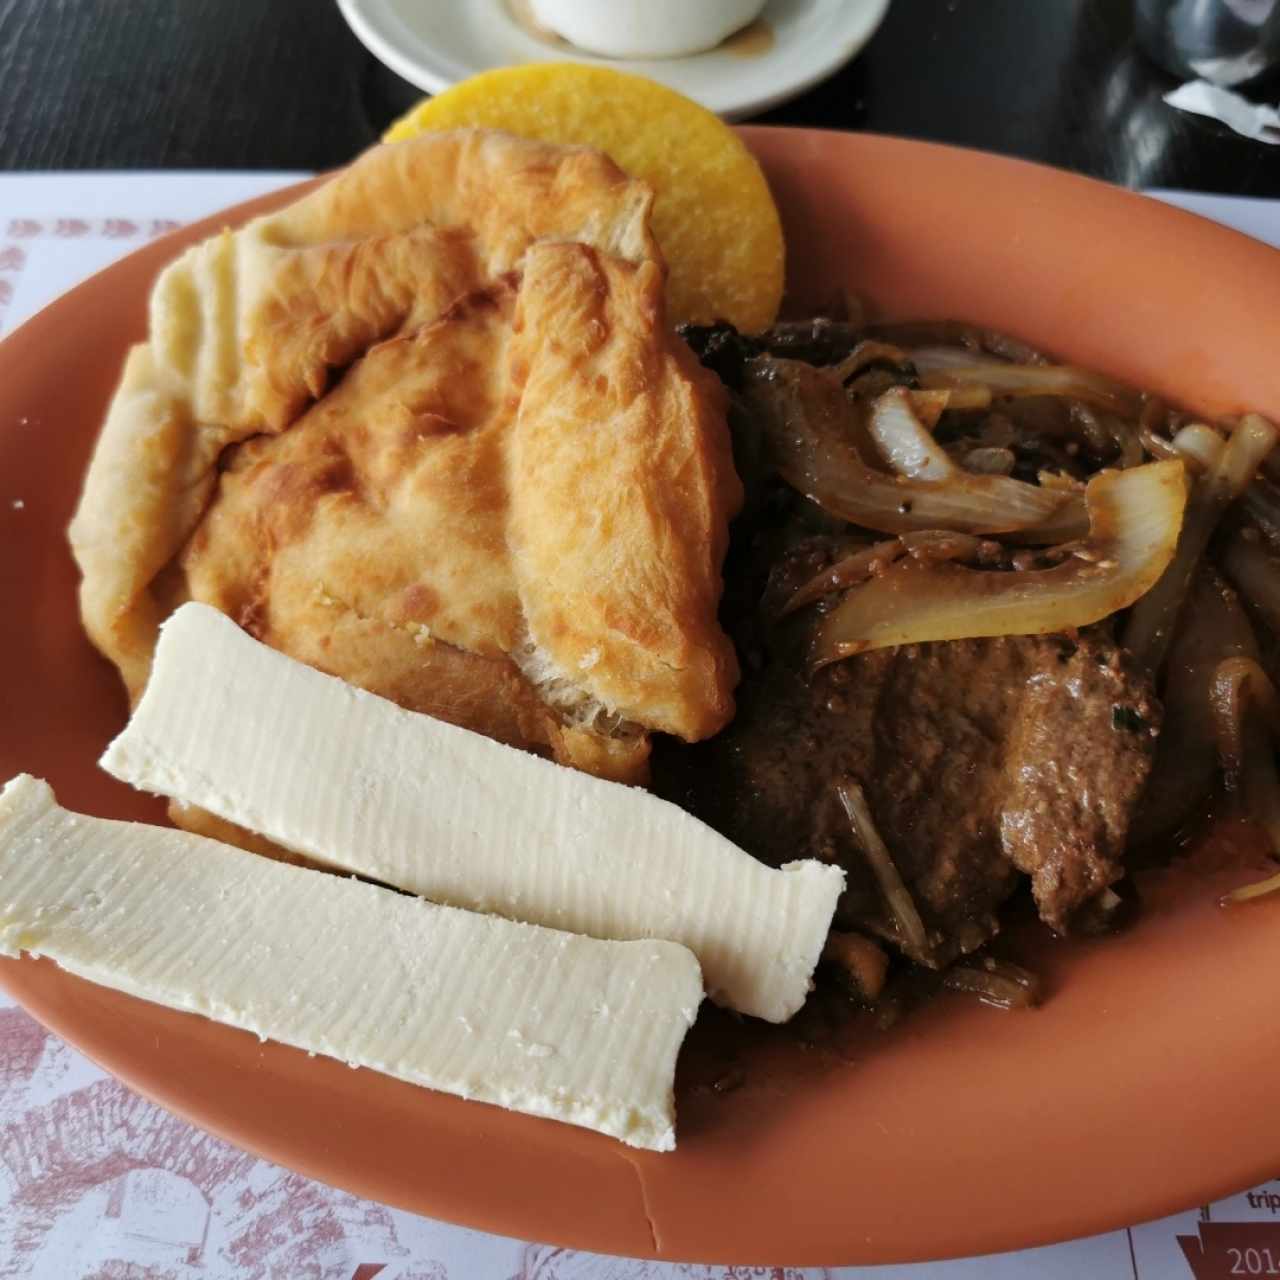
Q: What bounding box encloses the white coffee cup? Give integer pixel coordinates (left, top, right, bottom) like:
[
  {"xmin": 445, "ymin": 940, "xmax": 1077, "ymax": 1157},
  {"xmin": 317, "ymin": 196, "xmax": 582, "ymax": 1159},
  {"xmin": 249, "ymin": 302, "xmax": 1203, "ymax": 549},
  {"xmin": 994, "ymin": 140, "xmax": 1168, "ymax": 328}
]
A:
[{"xmin": 528, "ymin": 0, "xmax": 768, "ymax": 59}]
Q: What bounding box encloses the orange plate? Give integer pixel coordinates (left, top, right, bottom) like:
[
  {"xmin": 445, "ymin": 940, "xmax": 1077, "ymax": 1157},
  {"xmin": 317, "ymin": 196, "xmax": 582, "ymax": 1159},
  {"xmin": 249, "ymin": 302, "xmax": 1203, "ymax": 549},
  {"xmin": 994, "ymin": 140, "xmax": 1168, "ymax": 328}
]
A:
[{"xmin": 2, "ymin": 128, "xmax": 1279, "ymax": 1266}]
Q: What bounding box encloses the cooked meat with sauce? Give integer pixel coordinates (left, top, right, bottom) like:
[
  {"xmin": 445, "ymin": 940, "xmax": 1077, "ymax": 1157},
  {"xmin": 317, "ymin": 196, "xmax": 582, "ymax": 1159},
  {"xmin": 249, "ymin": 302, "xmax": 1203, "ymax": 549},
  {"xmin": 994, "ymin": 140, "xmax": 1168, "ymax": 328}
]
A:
[
  {"xmin": 660, "ymin": 625, "xmax": 1157, "ymax": 968},
  {"xmin": 657, "ymin": 316, "xmax": 1280, "ymax": 1008}
]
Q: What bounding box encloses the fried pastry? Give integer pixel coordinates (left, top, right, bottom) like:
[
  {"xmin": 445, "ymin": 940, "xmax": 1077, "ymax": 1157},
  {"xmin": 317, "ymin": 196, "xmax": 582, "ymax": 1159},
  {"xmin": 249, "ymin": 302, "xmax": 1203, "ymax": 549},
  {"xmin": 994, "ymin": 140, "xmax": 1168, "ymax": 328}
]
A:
[{"xmin": 70, "ymin": 129, "xmax": 741, "ymax": 794}]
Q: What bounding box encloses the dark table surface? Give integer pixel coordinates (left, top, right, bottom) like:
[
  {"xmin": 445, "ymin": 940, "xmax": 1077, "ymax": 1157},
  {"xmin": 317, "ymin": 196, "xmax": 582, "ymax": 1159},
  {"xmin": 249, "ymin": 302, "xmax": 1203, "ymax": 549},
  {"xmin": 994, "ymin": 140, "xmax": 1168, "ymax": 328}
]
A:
[{"xmin": 2, "ymin": 0, "xmax": 1279, "ymax": 194}]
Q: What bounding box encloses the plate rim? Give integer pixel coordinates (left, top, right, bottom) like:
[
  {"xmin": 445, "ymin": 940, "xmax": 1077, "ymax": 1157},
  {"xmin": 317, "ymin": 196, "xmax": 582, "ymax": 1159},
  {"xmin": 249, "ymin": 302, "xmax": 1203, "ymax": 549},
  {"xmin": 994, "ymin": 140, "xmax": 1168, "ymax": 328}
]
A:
[{"xmin": 334, "ymin": 0, "xmax": 893, "ymax": 119}]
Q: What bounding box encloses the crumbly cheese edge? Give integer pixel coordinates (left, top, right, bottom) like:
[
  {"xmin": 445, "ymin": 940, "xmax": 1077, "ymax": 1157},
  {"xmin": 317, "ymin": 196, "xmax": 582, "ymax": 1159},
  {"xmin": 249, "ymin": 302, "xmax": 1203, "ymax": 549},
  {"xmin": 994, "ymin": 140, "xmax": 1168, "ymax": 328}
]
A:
[
  {"xmin": 101, "ymin": 603, "xmax": 845, "ymax": 1023},
  {"xmin": 0, "ymin": 774, "xmax": 701, "ymax": 1152}
]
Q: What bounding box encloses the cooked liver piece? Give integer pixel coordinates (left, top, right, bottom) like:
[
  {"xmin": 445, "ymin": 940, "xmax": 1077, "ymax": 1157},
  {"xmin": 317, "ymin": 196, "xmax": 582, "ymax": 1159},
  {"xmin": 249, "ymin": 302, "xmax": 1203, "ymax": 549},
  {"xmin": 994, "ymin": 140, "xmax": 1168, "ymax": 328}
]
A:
[
  {"xmin": 667, "ymin": 326, "xmax": 1161, "ymax": 967},
  {"xmin": 661, "ymin": 627, "xmax": 1159, "ymax": 966}
]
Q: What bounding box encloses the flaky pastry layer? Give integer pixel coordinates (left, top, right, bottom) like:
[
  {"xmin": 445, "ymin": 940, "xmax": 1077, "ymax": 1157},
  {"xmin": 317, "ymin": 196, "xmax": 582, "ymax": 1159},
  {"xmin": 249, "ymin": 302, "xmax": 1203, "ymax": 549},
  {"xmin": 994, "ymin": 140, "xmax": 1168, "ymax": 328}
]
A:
[{"xmin": 70, "ymin": 129, "xmax": 741, "ymax": 788}]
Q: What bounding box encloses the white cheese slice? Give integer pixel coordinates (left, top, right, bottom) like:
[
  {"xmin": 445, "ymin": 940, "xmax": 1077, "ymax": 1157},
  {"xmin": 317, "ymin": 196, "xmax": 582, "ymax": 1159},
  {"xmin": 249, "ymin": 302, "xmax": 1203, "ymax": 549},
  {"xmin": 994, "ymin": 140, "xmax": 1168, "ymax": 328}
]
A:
[
  {"xmin": 103, "ymin": 603, "xmax": 844, "ymax": 1022},
  {"xmin": 0, "ymin": 773, "xmax": 702, "ymax": 1151}
]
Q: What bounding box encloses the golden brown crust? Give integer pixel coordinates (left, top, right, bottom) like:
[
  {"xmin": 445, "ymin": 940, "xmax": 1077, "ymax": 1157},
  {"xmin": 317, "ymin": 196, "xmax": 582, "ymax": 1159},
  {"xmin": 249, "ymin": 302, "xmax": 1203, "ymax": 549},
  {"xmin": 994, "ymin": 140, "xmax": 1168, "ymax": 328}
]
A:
[
  {"xmin": 508, "ymin": 243, "xmax": 742, "ymax": 740},
  {"xmin": 549, "ymin": 725, "xmax": 652, "ymax": 786},
  {"xmin": 70, "ymin": 129, "xmax": 739, "ymax": 785},
  {"xmin": 265, "ymin": 128, "xmax": 656, "ymax": 263},
  {"xmin": 184, "ymin": 283, "xmax": 528, "ymax": 667},
  {"xmin": 68, "ymin": 344, "xmax": 216, "ymax": 701},
  {"xmin": 71, "ymin": 132, "xmax": 659, "ymax": 707}
]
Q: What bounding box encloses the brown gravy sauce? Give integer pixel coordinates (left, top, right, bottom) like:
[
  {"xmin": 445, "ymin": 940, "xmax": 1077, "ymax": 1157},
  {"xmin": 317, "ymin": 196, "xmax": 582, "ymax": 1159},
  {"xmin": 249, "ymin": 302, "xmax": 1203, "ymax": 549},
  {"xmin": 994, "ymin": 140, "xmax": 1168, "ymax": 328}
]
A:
[{"xmin": 675, "ymin": 815, "xmax": 1276, "ymax": 1115}]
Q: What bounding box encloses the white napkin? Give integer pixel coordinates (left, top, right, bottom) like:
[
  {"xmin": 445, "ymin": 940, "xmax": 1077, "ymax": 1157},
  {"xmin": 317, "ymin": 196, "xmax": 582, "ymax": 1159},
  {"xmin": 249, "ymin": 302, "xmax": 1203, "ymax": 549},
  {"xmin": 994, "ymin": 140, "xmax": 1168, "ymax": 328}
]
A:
[{"xmin": 1164, "ymin": 79, "xmax": 1280, "ymax": 144}]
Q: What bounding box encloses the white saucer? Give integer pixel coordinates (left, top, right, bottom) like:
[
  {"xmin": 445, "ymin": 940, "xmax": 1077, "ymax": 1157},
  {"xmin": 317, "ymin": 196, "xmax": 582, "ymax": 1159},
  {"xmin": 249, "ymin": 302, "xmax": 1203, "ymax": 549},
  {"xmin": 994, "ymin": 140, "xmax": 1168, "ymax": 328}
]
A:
[{"xmin": 337, "ymin": 0, "xmax": 891, "ymax": 120}]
